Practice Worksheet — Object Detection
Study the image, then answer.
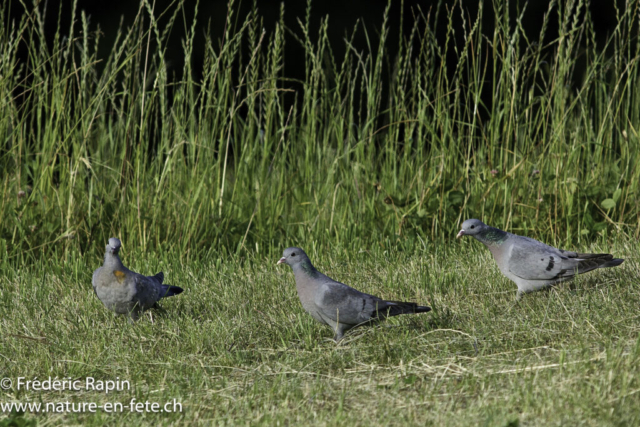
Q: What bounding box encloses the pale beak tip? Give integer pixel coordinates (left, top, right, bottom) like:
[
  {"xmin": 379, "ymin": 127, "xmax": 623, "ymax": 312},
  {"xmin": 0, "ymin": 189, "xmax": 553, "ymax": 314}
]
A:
[
  {"xmin": 276, "ymin": 257, "xmax": 286, "ymax": 265},
  {"xmin": 456, "ymin": 230, "xmax": 464, "ymax": 239}
]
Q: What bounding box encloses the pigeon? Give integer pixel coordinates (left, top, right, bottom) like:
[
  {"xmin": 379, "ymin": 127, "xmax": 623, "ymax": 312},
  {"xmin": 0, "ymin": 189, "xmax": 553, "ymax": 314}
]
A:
[
  {"xmin": 92, "ymin": 238, "xmax": 183, "ymax": 321},
  {"xmin": 456, "ymin": 219, "xmax": 624, "ymax": 299},
  {"xmin": 277, "ymin": 247, "xmax": 431, "ymax": 342}
]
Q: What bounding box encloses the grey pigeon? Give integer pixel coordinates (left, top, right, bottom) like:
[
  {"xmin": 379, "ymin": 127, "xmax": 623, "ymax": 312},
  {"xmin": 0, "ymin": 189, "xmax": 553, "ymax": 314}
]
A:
[
  {"xmin": 457, "ymin": 219, "xmax": 624, "ymax": 299},
  {"xmin": 277, "ymin": 247, "xmax": 431, "ymax": 341},
  {"xmin": 92, "ymin": 238, "xmax": 183, "ymax": 321}
]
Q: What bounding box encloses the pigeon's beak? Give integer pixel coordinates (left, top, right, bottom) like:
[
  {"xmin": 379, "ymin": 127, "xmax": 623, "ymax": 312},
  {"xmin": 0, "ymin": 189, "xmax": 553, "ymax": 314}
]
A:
[
  {"xmin": 276, "ymin": 257, "xmax": 286, "ymax": 265},
  {"xmin": 456, "ymin": 229, "xmax": 465, "ymax": 239}
]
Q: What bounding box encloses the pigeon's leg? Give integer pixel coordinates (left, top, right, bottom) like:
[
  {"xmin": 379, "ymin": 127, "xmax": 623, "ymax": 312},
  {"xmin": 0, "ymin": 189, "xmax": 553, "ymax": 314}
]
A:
[
  {"xmin": 153, "ymin": 303, "xmax": 168, "ymax": 315},
  {"xmin": 502, "ymin": 290, "xmax": 524, "ymax": 313},
  {"xmin": 333, "ymin": 324, "xmax": 350, "ymax": 343},
  {"xmin": 322, "ymin": 316, "xmax": 344, "ymax": 342}
]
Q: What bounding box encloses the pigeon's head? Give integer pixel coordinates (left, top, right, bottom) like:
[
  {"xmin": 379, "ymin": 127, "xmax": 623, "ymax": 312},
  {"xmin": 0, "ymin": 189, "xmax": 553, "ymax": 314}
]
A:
[
  {"xmin": 106, "ymin": 237, "xmax": 122, "ymax": 254},
  {"xmin": 277, "ymin": 247, "xmax": 309, "ymax": 267},
  {"xmin": 457, "ymin": 219, "xmax": 487, "ymax": 238}
]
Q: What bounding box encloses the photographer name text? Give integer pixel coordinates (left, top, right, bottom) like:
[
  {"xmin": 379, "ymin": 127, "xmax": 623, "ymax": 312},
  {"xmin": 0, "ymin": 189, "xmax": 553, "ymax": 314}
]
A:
[{"xmin": 13, "ymin": 377, "xmax": 129, "ymax": 394}]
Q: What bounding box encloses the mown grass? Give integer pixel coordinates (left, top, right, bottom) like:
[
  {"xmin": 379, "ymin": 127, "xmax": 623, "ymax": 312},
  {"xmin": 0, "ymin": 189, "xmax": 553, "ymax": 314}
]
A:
[
  {"xmin": 1, "ymin": 240, "xmax": 639, "ymax": 425},
  {"xmin": 1, "ymin": 0, "xmax": 639, "ymax": 263}
]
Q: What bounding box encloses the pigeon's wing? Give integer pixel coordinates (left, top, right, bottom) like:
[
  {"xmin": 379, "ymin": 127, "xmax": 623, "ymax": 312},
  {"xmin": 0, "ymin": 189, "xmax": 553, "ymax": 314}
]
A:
[
  {"xmin": 508, "ymin": 239, "xmax": 615, "ymax": 281},
  {"xmin": 150, "ymin": 272, "xmax": 164, "ymax": 283},
  {"xmin": 145, "ymin": 271, "xmax": 183, "ymax": 298},
  {"xmin": 507, "ymin": 243, "xmax": 570, "ymax": 281},
  {"xmin": 132, "ymin": 274, "xmax": 162, "ymax": 309},
  {"xmin": 314, "ymin": 281, "xmax": 386, "ymax": 326}
]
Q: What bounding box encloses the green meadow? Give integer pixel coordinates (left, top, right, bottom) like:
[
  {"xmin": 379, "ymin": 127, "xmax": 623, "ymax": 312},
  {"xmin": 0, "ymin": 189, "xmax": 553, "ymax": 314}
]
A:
[{"xmin": 1, "ymin": 0, "xmax": 639, "ymax": 425}]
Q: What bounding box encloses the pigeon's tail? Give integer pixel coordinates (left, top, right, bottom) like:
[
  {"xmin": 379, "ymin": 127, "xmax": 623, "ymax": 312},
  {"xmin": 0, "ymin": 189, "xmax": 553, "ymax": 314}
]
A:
[
  {"xmin": 603, "ymin": 258, "xmax": 624, "ymax": 268},
  {"xmin": 573, "ymin": 253, "xmax": 624, "ymax": 274},
  {"xmin": 383, "ymin": 301, "xmax": 431, "ymax": 317},
  {"xmin": 159, "ymin": 284, "xmax": 184, "ymax": 298}
]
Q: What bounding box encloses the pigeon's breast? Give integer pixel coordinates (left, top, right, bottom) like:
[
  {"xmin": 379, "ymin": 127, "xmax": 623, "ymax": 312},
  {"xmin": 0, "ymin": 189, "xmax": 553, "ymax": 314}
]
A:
[
  {"xmin": 294, "ymin": 283, "xmax": 327, "ymax": 325},
  {"xmin": 94, "ymin": 270, "xmax": 138, "ymax": 314},
  {"xmin": 487, "ymin": 243, "xmax": 511, "ymax": 275}
]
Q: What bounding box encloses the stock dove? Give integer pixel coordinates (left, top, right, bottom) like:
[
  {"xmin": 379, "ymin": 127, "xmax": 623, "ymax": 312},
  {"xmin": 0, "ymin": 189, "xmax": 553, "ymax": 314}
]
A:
[
  {"xmin": 457, "ymin": 219, "xmax": 624, "ymax": 299},
  {"xmin": 277, "ymin": 247, "xmax": 431, "ymax": 341},
  {"xmin": 92, "ymin": 238, "xmax": 183, "ymax": 321}
]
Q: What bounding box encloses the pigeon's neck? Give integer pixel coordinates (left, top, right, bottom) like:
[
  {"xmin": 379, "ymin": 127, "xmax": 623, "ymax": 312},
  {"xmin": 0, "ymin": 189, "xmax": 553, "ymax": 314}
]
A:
[
  {"xmin": 475, "ymin": 227, "xmax": 509, "ymax": 247},
  {"xmin": 103, "ymin": 252, "xmax": 125, "ymax": 269},
  {"xmin": 293, "ymin": 259, "xmax": 320, "ymax": 279}
]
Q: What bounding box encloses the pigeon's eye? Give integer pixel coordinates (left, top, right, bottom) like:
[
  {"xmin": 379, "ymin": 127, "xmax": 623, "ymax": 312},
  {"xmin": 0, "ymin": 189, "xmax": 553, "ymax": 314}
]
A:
[
  {"xmin": 470, "ymin": 225, "xmax": 475, "ymax": 229},
  {"xmin": 291, "ymin": 253, "xmax": 296, "ymax": 257}
]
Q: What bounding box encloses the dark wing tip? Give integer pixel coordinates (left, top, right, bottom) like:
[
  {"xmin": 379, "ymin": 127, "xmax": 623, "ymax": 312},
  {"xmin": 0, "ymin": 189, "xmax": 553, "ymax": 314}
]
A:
[
  {"xmin": 604, "ymin": 258, "xmax": 624, "ymax": 267},
  {"xmin": 159, "ymin": 284, "xmax": 184, "ymax": 298},
  {"xmin": 384, "ymin": 301, "xmax": 432, "ymax": 316},
  {"xmin": 169, "ymin": 285, "xmax": 184, "ymax": 295},
  {"xmin": 575, "ymin": 253, "xmax": 614, "ymax": 260}
]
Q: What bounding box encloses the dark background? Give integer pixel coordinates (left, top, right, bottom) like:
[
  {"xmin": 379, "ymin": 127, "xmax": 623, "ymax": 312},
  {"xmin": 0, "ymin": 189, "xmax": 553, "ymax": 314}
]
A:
[{"xmin": 9, "ymin": 0, "xmax": 625, "ymax": 84}]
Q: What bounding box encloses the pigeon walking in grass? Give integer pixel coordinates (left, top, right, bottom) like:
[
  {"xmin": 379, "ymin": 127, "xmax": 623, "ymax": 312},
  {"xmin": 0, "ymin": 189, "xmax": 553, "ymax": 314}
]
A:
[
  {"xmin": 456, "ymin": 219, "xmax": 624, "ymax": 300},
  {"xmin": 92, "ymin": 238, "xmax": 183, "ymax": 321},
  {"xmin": 277, "ymin": 247, "xmax": 431, "ymax": 342}
]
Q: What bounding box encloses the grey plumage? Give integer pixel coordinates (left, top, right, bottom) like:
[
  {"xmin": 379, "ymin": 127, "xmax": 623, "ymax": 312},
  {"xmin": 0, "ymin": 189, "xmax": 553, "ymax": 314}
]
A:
[
  {"xmin": 277, "ymin": 247, "xmax": 431, "ymax": 341},
  {"xmin": 92, "ymin": 238, "xmax": 183, "ymax": 321},
  {"xmin": 457, "ymin": 219, "xmax": 624, "ymax": 299}
]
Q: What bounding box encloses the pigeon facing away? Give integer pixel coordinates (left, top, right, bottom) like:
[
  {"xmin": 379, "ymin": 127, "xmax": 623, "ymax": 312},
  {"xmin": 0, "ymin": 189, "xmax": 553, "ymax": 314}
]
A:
[
  {"xmin": 277, "ymin": 247, "xmax": 431, "ymax": 342},
  {"xmin": 92, "ymin": 238, "xmax": 183, "ymax": 321},
  {"xmin": 456, "ymin": 219, "xmax": 624, "ymax": 299}
]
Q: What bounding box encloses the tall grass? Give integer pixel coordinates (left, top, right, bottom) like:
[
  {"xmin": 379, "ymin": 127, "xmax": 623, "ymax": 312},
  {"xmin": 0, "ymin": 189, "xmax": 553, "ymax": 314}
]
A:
[{"xmin": 1, "ymin": 0, "xmax": 639, "ymax": 264}]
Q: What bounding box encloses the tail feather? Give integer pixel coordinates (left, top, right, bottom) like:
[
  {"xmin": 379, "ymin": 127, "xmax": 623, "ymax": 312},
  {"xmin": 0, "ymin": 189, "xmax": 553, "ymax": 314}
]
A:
[
  {"xmin": 159, "ymin": 284, "xmax": 183, "ymax": 298},
  {"xmin": 574, "ymin": 255, "xmax": 624, "ymax": 274},
  {"xmin": 384, "ymin": 301, "xmax": 431, "ymax": 317},
  {"xmin": 603, "ymin": 258, "xmax": 624, "ymax": 268}
]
